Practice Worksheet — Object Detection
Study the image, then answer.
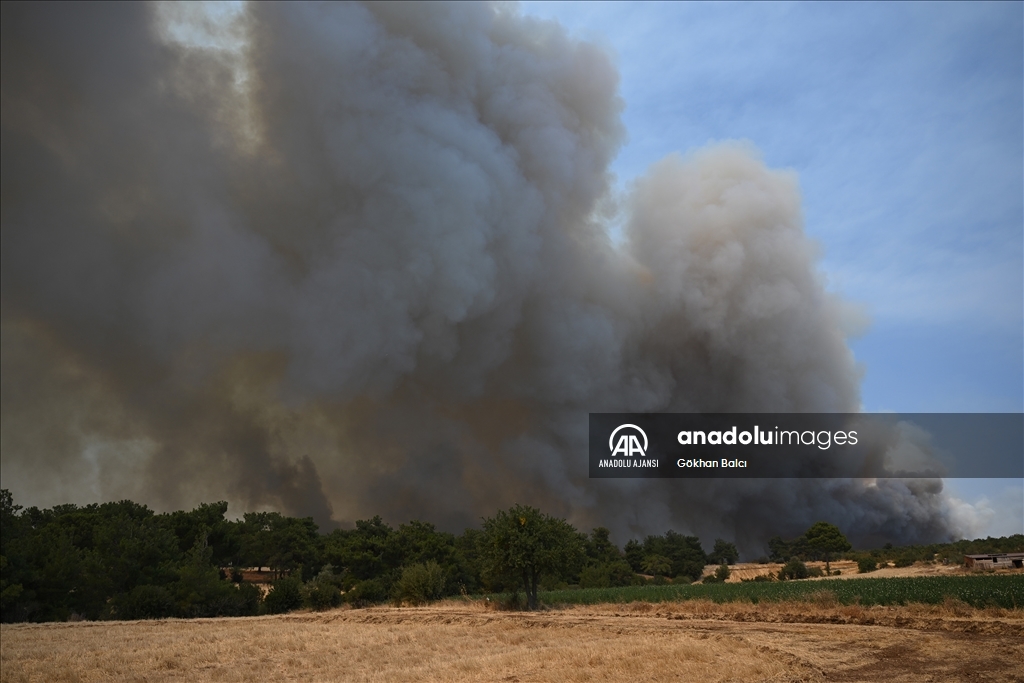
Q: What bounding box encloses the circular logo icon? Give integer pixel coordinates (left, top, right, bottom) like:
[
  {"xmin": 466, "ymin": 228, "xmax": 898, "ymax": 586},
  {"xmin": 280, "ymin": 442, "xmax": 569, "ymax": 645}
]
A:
[{"xmin": 609, "ymin": 424, "xmax": 648, "ymax": 457}]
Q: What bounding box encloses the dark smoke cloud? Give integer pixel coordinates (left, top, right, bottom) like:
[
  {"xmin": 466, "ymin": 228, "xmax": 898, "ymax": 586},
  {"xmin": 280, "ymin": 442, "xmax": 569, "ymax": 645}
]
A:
[{"xmin": 0, "ymin": 1, "xmax": 963, "ymax": 551}]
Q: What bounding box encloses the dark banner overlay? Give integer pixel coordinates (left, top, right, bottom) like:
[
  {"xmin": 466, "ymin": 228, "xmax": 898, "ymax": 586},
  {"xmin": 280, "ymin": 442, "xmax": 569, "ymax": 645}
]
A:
[{"xmin": 588, "ymin": 413, "xmax": 1023, "ymax": 479}]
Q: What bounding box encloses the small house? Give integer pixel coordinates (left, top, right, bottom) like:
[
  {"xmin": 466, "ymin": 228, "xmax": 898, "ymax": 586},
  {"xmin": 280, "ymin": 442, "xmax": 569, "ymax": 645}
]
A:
[{"xmin": 964, "ymin": 553, "xmax": 1024, "ymax": 569}]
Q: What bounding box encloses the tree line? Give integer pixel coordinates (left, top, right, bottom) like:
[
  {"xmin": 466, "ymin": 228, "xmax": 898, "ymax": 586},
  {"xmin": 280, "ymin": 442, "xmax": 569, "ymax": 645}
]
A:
[{"xmin": 1, "ymin": 490, "xmax": 1018, "ymax": 622}]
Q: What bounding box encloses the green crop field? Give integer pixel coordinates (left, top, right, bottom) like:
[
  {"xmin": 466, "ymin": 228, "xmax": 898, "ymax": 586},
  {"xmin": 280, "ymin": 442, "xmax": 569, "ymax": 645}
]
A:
[{"xmin": 485, "ymin": 575, "xmax": 1024, "ymax": 609}]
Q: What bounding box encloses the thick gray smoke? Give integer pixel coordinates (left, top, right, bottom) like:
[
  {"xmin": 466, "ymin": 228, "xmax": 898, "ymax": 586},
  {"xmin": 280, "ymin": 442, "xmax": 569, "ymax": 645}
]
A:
[{"xmin": 0, "ymin": 2, "xmax": 962, "ymax": 552}]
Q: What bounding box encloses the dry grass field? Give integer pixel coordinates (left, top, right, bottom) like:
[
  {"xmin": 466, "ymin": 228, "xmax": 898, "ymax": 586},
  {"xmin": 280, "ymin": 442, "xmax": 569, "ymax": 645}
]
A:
[
  {"xmin": 2, "ymin": 599, "xmax": 1021, "ymax": 683},
  {"xmin": 701, "ymin": 559, "xmax": 982, "ymax": 582}
]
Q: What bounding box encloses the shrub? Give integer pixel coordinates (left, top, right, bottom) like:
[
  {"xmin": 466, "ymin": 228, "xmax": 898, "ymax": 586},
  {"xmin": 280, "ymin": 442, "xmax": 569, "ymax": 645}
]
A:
[
  {"xmin": 234, "ymin": 582, "xmax": 263, "ymax": 615},
  {"xmin": 857, "ymin": 556, "xmax": 878, "ymax": 573},
  {"xmin": 345, "ymin": 578, "xmax": 389, "ymax": 607},
  {"xmin": 741, "ymin": 573, "xmax": 775, "ymax": 582},
  {"xmin": 699, "ymin": 563, "xmax": 731, "ymax": 584},
  {"xmin": 264, "ymin": 577, "xmax": 304, "ymax": 614},
  {"xmin": 117, "ymin": 585, "xmax": 174, "ymax": 620},
  {"xmin": 579, "ymin": 560, "xmax": 641, "ymax": 589},
  {"xmin": 175, "ymin": 554, "xmax": 250, "ymax": 618},
  {"xmin": 578, "ymin": 564, "xmax": 609, "ymax": 589},
  {"xmin": 641, "ymin": 554, "xmax": 672, "ymax": 578},
  {"xmin": 708, "ymin": 539, "xmax": 739, "ymax": 566},
  {"xmin": 807, "ymin": 566, "xmax": 824, "ymax": 578},
  {"xmin": 304, "ymin": 567, "xmax": 342, "ymax": 611},
  {"xmin": 306, "ymin": 582, "xmax": 342, "ymax": 611},
  {"xmin": 894, "ymin": 556, "xmax": 915, "ymax": 568},
  {"xmin": 393, "ymin": 561, "xmax": 447, "ymax": 605},
  {"xmin": 778, "ymin": 558, "xmax": 809, "ymax": 581}
]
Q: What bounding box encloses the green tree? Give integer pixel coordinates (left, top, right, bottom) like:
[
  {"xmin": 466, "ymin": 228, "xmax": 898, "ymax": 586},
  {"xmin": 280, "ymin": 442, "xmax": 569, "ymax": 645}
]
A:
[
  {"xmin": 639, "ymin": 531, "xmax": 706, "ymax": 582},
  {"xmin": 857, "ymin": 556, "xmax": 878, "ymax": 573},
  {"xmin": 304, "ymin": 565, "xmax": 343, "ymax": 611},
  {"xmin": 322, "ymin": 516, "xmax": 394, "ymax": 584},
  {"xmin": 641, "ymin": 554, "xmax": 672, "ymax": 577},
  {"xmin": 264, "ymin": 576, "xmax": 303, "ymax": 614},
  {"xmin": 585, "ymin": 527, "xmax": 621, "ymax": 564},
  {"xmin": 393, "ymin": 560, "xmax": 447, "ymax": 605},
  {"xmin": 766, "ymin": 536, "xmax": 790, "ymax": 563},
  {"xmin": 163, "ymin": 501, "xmax": 237, "ymax": 568},
  {"xmin": 578, "ymin": 559, "xmax": 639, "ymax": 588},
  {"xmin": 480, "ymin": 505, "xmax": 584, "ymax": 610},
  {"xmin": 238, "ymin": 512, "xmax": 319, "ymax": 579},
  {"xmin": 778, "ymin": 557, "xmax": 809, "ymax": 580},
  {"xmin": 708, "ymin": 539, "xmax": 739, "ymax": 565},
  {"xmin": 387, "ymin": 521, "xmax": 457, "ymax": 569},
  {"xmin": 623, "ymin": 539, "xmax": 645, "ymax": 573},
  {"xmin": 452, "ymin": 528, "xmax": 485, "ymax": 594},
  {"xmin": 0, "ymin": 490, "xmax": 26, "ymax": 621},
  {"xmin": 803, "ymin": 522, "xmax": 852, "ymax": 574},
  {"xmin": 173, "ymin": 536, "xmax": 247, "ymax": 618},
  {"xmin": 117, "ymin": 584, "xmax": 175, "ymax": 620}
]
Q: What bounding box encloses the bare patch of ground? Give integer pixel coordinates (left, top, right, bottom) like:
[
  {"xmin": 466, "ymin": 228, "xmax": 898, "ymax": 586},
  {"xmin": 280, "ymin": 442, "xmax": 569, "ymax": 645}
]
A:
[{"xmin": 1, "ymin": 601, "xmax": 1021, "ymax": 682}]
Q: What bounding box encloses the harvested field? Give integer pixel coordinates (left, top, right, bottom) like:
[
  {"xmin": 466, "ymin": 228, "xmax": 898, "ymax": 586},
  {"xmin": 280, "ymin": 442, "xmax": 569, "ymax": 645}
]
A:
[{"xmin": 2, "ymin": 600, "xmax": 1021, "ymax": 683}]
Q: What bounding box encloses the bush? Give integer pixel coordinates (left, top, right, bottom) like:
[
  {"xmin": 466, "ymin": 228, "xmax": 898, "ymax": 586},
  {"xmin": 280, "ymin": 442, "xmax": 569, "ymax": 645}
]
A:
[
  {"xmin": 393, "ymin": 561, "xmax": 447, "ymax": 605},
  {"xmin": 778, "ymin": 558, "xmax": 809, "ymax": 581},
  {"xmin": 579, "ymin": 560, "xmax": 641, "ymax": 589},
  {"xmin": 117, "ymin": 585, "xmax": 175, "ymax": 620},
  {"xmin": 708, "ymin": 539, "xmax": 739, "ymax": 566},
  {"xmin": 700, "ymin": 563, "xmax": 731, "ymax": 585},
  {"xmin": 304, "ymin": 565, "xmax": 342, "ymax": 611},
  {"xmin": 264, "ymin": 577, "xmax": 304, "ymax": 614},
  {"xmin": 857, "ymin": 556, "xmax": 878, "ymax": 573},
  {"xmin": 641, "ymin": 554, "xmax": 672, "ymax": 578},
  {"xmin": 807, "ymin": 566, "xmax": 824, "ymax": 578},
  {"xmin": 234, "ymin": 582, "xmax": 263, "ymax": 615},
  {"xmin": 894, "ymin": 556, "xmax": 915, "ymax": 568},
  {"xmin": 306, "ymin": 582, "xmax": 342, "ymax": 611},
  {"xmin": 742, "ymin": 573, "xmax": 775, "ymax": 582},
  {"xmin": 345, "ymin": 578, "xmax": 389, "ymax": 606}
]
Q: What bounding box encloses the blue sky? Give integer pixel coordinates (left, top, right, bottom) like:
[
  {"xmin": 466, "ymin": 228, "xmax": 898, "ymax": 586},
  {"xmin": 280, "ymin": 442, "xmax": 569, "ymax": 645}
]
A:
[
  {"xmin": 519, "ymin": 1, "xmax": 1023, "ymax": 535},
  {"xmin": 520, "ymin": 1, "xmax": 1023, "ymax": 413}
]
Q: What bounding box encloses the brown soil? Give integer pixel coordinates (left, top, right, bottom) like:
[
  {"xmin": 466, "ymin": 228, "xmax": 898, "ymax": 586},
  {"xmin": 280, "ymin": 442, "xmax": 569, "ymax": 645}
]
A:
[{"xmin": 2, "ymin": 600, "xmax": 1021, "ymax": 682}]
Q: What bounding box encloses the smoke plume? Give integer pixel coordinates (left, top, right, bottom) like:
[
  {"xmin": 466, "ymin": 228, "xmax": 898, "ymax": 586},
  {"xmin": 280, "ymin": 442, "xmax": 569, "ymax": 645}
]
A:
[{"xmin": 0, "ymin": 2, "xmax": 962, "ymax": 552}]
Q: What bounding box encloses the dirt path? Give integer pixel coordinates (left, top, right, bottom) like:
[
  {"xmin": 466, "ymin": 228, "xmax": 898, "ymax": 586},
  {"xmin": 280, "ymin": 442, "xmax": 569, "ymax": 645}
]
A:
[{"xmin": 2, "ymin": 603, "xmax": 1021, "ymax": 682}]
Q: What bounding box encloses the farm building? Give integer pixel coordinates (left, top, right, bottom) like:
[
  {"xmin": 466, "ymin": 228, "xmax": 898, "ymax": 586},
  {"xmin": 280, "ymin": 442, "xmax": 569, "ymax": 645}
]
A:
[{"xmin": 964, "ymin": 553, "xmax": 1024, "ymax": 569}]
